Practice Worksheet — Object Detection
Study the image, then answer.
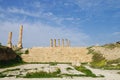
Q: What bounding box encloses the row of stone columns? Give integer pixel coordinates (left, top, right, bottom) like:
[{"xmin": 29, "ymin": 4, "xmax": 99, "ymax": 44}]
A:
[
  {"xmin": 50, "ymin": 39, "xmax": 70, "ymax": 47},
  {"xmin": 7, "ymin": 25, "xmax": 23, "ymax": 48}
]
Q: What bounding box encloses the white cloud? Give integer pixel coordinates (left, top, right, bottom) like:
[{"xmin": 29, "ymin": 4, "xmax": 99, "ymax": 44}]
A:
[
  {"xmin": 7, "ymin": 7, "xmax": 41, "ymax": 17},
  {"xmin": 113, "ymin": 32, "xmax": 120, "ymax": 35},
  {"xmin": 75, "ymin": 0, "xmax": 102, "ymax": 10},
  {"xmin": 0, "ymin": 13, "xmax": 5, "ymax": 18},
  {"xmin": 75, "ymin": 0, "xmax": 120, "ymax": 10},
  {"xmin": 5, "ymin": 7, "xmax": 62, "ymax": 25},
  {"xmin": 6, "ymin": 7, "xmax": 81, "ymax": 25}
]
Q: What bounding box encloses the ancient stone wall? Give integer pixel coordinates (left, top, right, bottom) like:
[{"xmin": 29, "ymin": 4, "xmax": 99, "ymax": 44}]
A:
[{"xmin": 21, "ymin": 47, "xmax": 92, "ymax": 63}]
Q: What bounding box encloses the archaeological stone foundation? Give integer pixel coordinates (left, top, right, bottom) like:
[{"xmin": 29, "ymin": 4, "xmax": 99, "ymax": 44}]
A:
[{"xmin": 6, "ymin": 25, "xmax": 92, "ymax": 63}]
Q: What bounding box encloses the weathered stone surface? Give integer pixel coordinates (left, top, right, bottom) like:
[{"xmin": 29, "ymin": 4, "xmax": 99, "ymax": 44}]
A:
[
  {"xmin": 21, "ymin": 47, "xmax": 92, "ymax": 63},
  {"xmin": 62, "ymin": 39, "xmax": 64, "ymax": 47},
  {"xmin": 58, "ymin": 39, "xmax": 60, "ymax": 47},
  {"xmin": 7, "ymin": 32, "xmax": 12, "ymax": 48},
  {"xmin": 53, "ymin": 39, "xmax": 56, "ymax": 47},
  {"xmin": 17, "ymin": 25, "xmax": 23, "ymax": 48},
  {"xmin": 50, "ymin": 39, "xmax": 53, "ymax": 47},
  {"xmin": 65, "ymin": 39, "xmax": 69, "ymax": 47}
]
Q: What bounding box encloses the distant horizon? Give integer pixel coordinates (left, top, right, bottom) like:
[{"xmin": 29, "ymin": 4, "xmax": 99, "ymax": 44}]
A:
[{"xmin": 0, "ymin": 0, "xmax": 120, "ymax": 48}]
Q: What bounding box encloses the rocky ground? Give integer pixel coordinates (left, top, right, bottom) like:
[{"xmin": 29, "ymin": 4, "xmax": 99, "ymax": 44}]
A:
[{"xmin": 0, "ymin": 64, "xmax": 120, "ymax": 80}]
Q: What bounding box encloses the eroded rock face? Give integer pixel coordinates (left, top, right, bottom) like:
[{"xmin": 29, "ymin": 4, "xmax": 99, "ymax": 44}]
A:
[{"xmin": 0, "ymin": 46, "xmax": 17, "ymax": 61}]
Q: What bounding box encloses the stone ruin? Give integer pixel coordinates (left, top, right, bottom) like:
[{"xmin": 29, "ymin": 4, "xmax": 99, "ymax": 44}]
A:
[
  {"xmin": 17, "ymin": 25, "xmax": 23, "ymax": 48},
  {"xmin": 6, "ymin": 25, "xmax": 71, "ymax": 49},
  {"xmin": 7, "ymin": 32, "xmax": 12, "ymax": 48},
  {"xmin": 50, "ymin": 39, "xmax": 70, "ymax": 47},
  {"xmin": 7, "ymin": 25, "xmax": 23, "ymax": 49}
]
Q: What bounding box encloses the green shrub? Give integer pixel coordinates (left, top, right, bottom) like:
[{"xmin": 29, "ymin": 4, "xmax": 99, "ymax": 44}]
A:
[
  {"xmin": 90, "ymin": 51, "xmax": 106, "ymax": 68},
  {"xmin": 91, "ymin": 60, "xmax": 106, "ymax": 68},
  {"xmin": 66, "ymin": 67, "xmax": 73, "ymax": 71},
  {"xmin": 15, "ymin": 51, "xmax": 23, "ymax": 55},
  {"xmin": 0, "ymin": 73, "xmax": 6, "ymax": 78},
  {"xmin": 49, "ymin": 62, "xmax": 57, "ymax": 66},
  {"xmin": 92, "ymin": 52, "xmax": 105, "ymax": 62},
  {"xmin": 102, "ymin": 58, "xmax": 120, "ymax": 70},
  {"xmin": 25, "ymin": 50, "xmax": 29, "ymax": 54},
  {"xmin": 75, "ymin": 65, "xmax": 96, "ymax": 77},
  {"xmin": 24, "ymin": 68, "xmax": 61, "ymax": 78},
  {"xmin": 81, "ymin": 62, "xmax": 88, "ymax": 65}
]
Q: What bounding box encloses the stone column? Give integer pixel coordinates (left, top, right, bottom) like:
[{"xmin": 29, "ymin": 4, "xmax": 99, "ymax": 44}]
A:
[
  {"xmin": 54, "ymin": 39, "xmax": 56, "ymax": 47},
  {"xmin": 68, "ymin": 40, "xmax": 70, "ymax": 47},
  {"xmin": 50, "ymin": 39, "xmax": 53, "ymax": 47},
  {"xmin": 58, "ymin": 39, "xmax": 60, "ymax": 47},
  {"xmin": 65, "ymin": 39, "xmax": 69, "ymax": 47},
  {"xmin": 17, "ymin": 25, "xmax": 23, "ymax": 48},
  {"xmin": 62, "ymin": 39, "xmax": 64, "ymax": 47},
  {"xmin": 7, "ymin": 32, "xmax": 12, "ymax": 48}
]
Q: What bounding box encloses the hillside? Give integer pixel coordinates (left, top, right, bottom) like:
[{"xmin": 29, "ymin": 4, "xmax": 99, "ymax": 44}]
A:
[
  {"xmin": 0, "ymin": 44, "xmax": 23, "ymax": 68},
  {"xmin": 91, "ymin": 42, "xmax": 120, "ymax": 60}
]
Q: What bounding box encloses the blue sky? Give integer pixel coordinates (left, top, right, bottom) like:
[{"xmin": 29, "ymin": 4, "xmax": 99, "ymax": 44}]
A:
[{"xmin": 0, "ymin": 0, "xmax": 120, "ymax": 48}]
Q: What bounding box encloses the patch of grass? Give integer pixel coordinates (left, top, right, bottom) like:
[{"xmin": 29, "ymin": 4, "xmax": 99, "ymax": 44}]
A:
[
  {"xmin": 90, "ymin": 52, "xmax": 106, "ymax": 68},
  {"xmin": 107, "ymin": 58, "xmax": 120, "ymax": 64},
  {"xmin": 0, "ymin": 73, "xmax": 6, "ymax": 78},
  {"xmin": 49, "ymin": 62, "xmax": 57, "ymax": 66},
  {"xmin": 15, "ymin": 51, "xmax": 23, "ymax": 55},
  {"xmin": 103, "ymin": 64, "xmax": 120, "ymax": 70},
  {"xmin": 27, "ymin": 62, "xmax": 71, "ymax": 64},
  {"xmin": 66, "ymin": 67, "xmax": 73, "ymax": 71},
  {"xmin": 91, "ymin": 60, "xmax": 106, "ymax": 68},
  {"xmin": 24, "ymin": 68, "xmax": 61, "ymax": 78},
  {"xmin": 75, "ymin": 65, "xmax": 96, "ymax": 77},
  {"xmin": 81, "ymin": 62, "xmax": 88, "ymax": 65},
  {"xmin": 102, "ymin": 43, "xmax": 120, "ymax": 49},
  {"xmin": 62, "ymin": 74, "xmax": 85, "ymax": 78},
  {"xmin": 102, "ymin": 58, "xmax": 120, "ymax": 70}
]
